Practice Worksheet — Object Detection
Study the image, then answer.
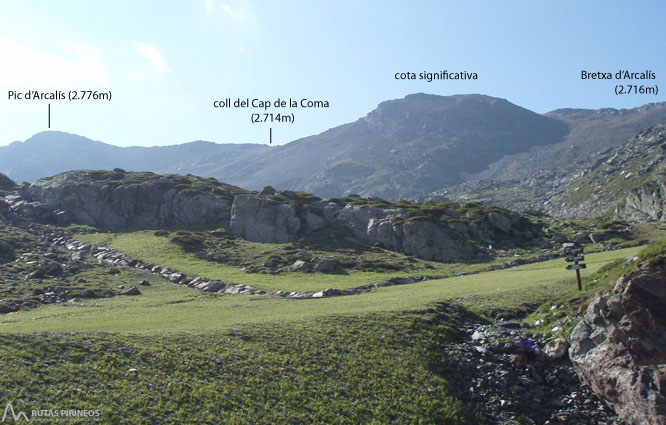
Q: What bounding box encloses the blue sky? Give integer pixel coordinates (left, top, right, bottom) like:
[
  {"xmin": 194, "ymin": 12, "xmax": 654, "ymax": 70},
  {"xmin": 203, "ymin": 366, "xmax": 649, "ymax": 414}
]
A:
[{"xmin": 0, "ymin": 0, "xmax": 664, "ymax": 147}]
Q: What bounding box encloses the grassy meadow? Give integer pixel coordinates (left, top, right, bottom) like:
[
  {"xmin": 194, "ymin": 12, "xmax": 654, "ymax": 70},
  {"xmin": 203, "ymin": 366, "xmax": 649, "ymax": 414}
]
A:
[
  {"xmin": 0, "ymin": 226, "xmax": 644, "ymax": 424},
  {"xmin": 0, "ymin": 247, "xmax": 640, "ymax": 334}
]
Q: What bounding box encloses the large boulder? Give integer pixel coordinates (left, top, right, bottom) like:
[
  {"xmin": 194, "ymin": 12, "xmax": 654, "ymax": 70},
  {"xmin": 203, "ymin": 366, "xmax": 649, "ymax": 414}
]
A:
[
  {"xmin": 230, "ymin": 194, "xmax": 301, "ymax": 243},
  {"xmin": 569, "ymin": 264, "xmax": 666, "ymax": 425},
  {"xmin": 398, "ymin": 219, "xmax": 476, "ymax": 262}
]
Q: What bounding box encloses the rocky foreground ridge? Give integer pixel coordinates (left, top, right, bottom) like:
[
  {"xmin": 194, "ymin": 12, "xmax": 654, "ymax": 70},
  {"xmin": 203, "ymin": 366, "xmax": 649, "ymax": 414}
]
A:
[
  {"xmin": 569, "ymin": 255, "xmax": 666, "ymax": 425},
  {"xmin": 1, "ymin": 169, "xmax": 540, "ymax": 263}
]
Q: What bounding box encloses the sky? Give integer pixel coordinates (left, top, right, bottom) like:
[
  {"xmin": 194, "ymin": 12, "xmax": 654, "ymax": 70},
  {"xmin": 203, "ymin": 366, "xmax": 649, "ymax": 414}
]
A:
[{"xmin": 0, "ymin": 0, "xmax": 664, "ymax": 147}]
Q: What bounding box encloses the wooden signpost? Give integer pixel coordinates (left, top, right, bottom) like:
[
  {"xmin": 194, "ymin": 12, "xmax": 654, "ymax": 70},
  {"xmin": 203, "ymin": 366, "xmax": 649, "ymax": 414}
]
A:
[{"xmin": 563, "ymin": 243, "xmax": 585, "ymax": 291}]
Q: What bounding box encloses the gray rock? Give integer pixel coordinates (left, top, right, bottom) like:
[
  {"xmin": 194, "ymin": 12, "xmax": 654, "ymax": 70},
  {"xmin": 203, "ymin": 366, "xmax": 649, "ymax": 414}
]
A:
[
  {"xmin": 304, "ymin": 211, "xmax": 326, "ymax": 232},
  {"xmin": 0, "ymin": 238, "xmax": 15, "ymax": 263},
  {"xmin": 569, "ymin": 265, "xmax": 666, "ymax": 425},
  {"xmin": 24, "ymin": 269, "xmax": 45, "ymax": 280},
  {"xmin": 230, "ymin": 194, "xmax": 301, "ymax": 243},
  {"xmin": 258, "ymin": 186, "xmax": 277, "ymax": 196},
  {"xmin": 119, "ymin": 286, "xmax": 141, "ymax": 296},
  {"xmin": 168, "ymin": 272, "xmax": 185, "ymax": 283},
  {"xmin": 24, "ymin": 171, "xmax": 233, "ymax": 229},
  {"xmin": 488, "ymin": 212, "xmax": 512, "ymax": 233},
  {"xmin": 0, "ymin": 173, "xmax": 17, "ymax": 191},
  {"xmin": 471, "ymin": 330, "xmax": 485, "ymax": 341},
  {"xmin": 544, "ymin": 338, "xmax": 569, "ymax": 362},
  {"xmin": 618, "ymin": 174, "xmax": 666, "ymax": 221},
  {"xmin": 292, "ymin": 260, "xmax": 313, "ymax": 271},
  {"xmin": 199, "ymin": 281, "xmax": 225, "ymax": 292},
  {"xmin": 387, "ymin": 276, "xmax": 418, "ymax": 285},
  {"xmin": 573, "ymin": 232, "xmax": 590, "ymax": 243},
  {"xmin": 313, "ymin": 258, "xmax": 337, "ymax": 272},
  {"xmin": 224, "ymin": 285, "xmax": 247, "ymax": 295}
]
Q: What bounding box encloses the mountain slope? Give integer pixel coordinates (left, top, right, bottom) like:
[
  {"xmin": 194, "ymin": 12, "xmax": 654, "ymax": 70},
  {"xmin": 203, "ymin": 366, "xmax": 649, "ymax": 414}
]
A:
[
  {"xmin": 3, "ymin": 95, "xmax": 666, "ymax": 206},
  {"xmin": 472, "ymin": 102, "xmax": 666, "ymax": 182},
  {"xmin": 428, "ymin": 124, "xmax": 666, "ymax": 220},
  {"xmin": 0, "ymin": 132, "xmax": 271, "ymax": 183},
  {"xmin": 231, "ymin": 94, "xmax": 569, "ymax": 198}
]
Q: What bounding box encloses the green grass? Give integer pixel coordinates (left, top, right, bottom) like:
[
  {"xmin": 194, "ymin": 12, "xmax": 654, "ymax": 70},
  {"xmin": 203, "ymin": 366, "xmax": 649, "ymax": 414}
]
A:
[
  {"xmin": 0, "ymin": 228, "xmax": 643, "ymax": 425},
  {"xmin": 523, "ymin": 243, "xmax": 650, "ymax": 338},
  {"xmin": 76, "ymin": 231, "xmax": 494, "ymax": 293},
  {"xmin": 0, "ymin": 310, "xmax": 479, "ymax": 425},
  {"xmin": 0, "ymin": 246, "xmax": 641, "ymax": 334},
  {"xmin": 82, "ymin": 169, "xmax": 249, "ymax": 200}
]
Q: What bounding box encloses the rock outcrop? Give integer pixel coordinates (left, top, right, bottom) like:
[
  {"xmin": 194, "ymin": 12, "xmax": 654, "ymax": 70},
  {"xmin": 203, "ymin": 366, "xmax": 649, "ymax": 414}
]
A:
[
  {"xmin": 617, "ymin": 174, "xmax": 666, "ymax": 221},
  {"xmin": 230, "ymin": 194, "xmax": 304, "ymax": 243},
  {"xmin": 22, "ymin": 170, "xmax": 234, "ymax": 229},
  {"xmin": 235, "ymin": 199, "xmax": 531, "ymax": 263},
  {"xmin": 7, "ymin": 169, "xmax": 540, "ymax": 262},
  {"xmin": 569, "ymin": 263, "xmax": 666, "ymax": 425},
  {"xmin": 0, "ymin": 173, "xmax": 17, "ymax": 192},
  {"xmin": 317, "ymin": 202, "xmax": 528, "ymax": 262}
]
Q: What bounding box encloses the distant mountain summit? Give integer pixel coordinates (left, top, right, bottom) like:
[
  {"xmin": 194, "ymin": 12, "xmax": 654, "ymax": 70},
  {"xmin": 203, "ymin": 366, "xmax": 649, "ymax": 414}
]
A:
[
  {"xmin": 0, "ymin": 131, "xmax": 270, "ymax": 183},
  {"xmin": 2, "ymin": 94, "xmax": 666, "ymax": 206},
  {"xmin": 225, "ymin": 93, "xmax": 569, "ymax": 198}
]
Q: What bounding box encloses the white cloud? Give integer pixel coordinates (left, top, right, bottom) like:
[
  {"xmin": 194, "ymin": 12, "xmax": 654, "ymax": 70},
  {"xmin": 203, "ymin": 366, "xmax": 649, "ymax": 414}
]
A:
[
  {"xmin": 205, "ymin": 0, "xmax": 214, "ymax": 15},
  {"xmin": 135, "ymin": 43, "xmax": 166, "ymax": 73},
  {"xmin": 0, "ymin": 37, "xmax": 107, "ymax": 85}
]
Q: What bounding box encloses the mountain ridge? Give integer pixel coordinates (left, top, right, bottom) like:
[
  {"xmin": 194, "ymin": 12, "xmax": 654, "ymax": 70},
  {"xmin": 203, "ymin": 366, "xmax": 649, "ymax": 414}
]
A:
[{"xmin": 2, "ymin": 94, "xmax": 666, "ymax": 206}]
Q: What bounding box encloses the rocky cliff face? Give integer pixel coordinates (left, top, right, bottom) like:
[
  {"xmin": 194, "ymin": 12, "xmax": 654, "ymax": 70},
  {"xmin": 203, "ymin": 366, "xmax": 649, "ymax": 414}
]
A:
[
  {"xmin": 227, "ymin": 195, "xmax": 533, "ymax": 262},
  {"xmin": 569, "ymin": 262, "xmax": 666, "ymax": 425},
  {"xmin": 6, "ymin": 170, "xmax": 540, "ymax": 262},
  {"xmin": 315, "ymin": 202, "xmax": 527, "ymax": 262},
  {"xmin": 230, "ymin": 194, "xmax": 304, "ymax": 243}
]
